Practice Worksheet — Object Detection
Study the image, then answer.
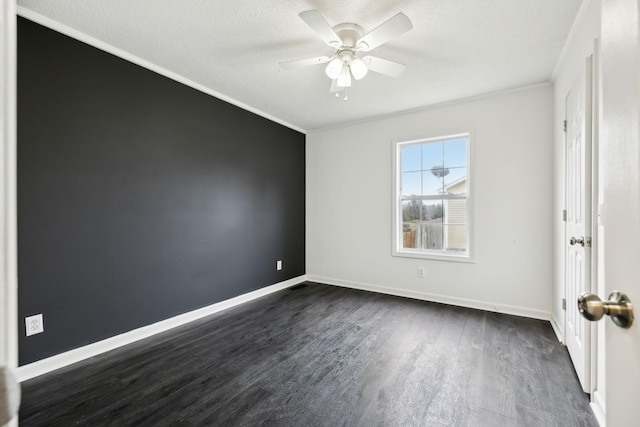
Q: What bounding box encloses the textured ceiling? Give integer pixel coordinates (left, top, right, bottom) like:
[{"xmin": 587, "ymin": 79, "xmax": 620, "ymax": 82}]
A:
[{"xmin": 17, "ymin": 0, "xmax": 582, "ymax": 132}]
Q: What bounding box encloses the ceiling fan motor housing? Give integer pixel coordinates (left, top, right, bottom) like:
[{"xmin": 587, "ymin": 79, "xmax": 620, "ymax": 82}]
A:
[{"xmin": 332, "ymin": 23, "xmax": 365, "ymax": 49}]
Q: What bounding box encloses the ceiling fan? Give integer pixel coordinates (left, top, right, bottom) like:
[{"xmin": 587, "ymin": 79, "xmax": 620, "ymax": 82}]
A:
[{"xmin": 279, "ymin": 10, "xmax": 413, "ymax": 98}]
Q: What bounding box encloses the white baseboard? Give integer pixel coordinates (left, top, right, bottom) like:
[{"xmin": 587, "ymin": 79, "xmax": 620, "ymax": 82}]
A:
[
  {"xmin": 307, "ymin": 275, "xmax": 551, "ymax": 321},
  {"xmin": 17, "ymin": 275, "xmax": 306, "ymax": 382},
  {"xmin": 550, "ymin": 313, "xmax": 565, "ymax": 343},
  {"xmin": 591, "ymin": 389, "xmax": 606, "ymax": 427}
]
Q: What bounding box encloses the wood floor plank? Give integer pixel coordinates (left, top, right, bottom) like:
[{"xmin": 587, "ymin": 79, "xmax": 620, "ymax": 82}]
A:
[{"xmin": 19, "ymin": 282, "xmax": 598, "ymax": 426}]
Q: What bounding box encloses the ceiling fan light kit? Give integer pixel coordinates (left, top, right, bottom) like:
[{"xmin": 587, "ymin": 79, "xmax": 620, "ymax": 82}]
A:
[
  {"xmin": 325, "ymin": 57, "xmax": 343, "ymax": 79},
  {"xmin": 325, "ymin": 51, "xmax": 367, "ymax": 83},
  {"xmin": 279, "ymin": 10, "xmax": 413, "ymax": 99},
  {"xmin": 349, "ymin": 57, "xmax": 368, "ymax": 80},
  {"xmin": 336, "ymin": 64, "xmax": 352, "ymax": 87}
]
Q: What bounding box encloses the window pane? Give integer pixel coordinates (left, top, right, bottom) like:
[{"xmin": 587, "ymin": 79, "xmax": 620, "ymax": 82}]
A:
[
  {"xmin": 444, "ymin": 225, "xmax": 467, "ymax": 251},
  {"xmin": 402, "ymin": 171, "xmax": 421, "ymax": 196},
  {"xmin": 401, "ymin": 200, "xmax": 444, "ymax": 250},
  {"xmin": 418, "ymin": 200, "xmax": 443, "ymax": 250},
  {"xmin": 443, "ymin": 198, "xmax": 467, "ymax": 251},
  {"xmin": 401, "ymin": 145, "xmax": 421, "ymax": 172},
  {"xmin": 402, "ymin": 200, "xmax": 424, "ymax": 249},
  {"xmin": 422, "ymin": 170, "xmax": 442, "ymax": 195},
  {"xmin": 402, "ymin": 199, "xmax": 424, "ymax": 223},
  {"xmin": 422, "ymin": 141, "xmax": 443, "ymax": 170},
  {"xmin": 444, "ymin": 198, "xmax": 467, "ymax": 225},
  {"xmin": 443, "ymin": 167, "xmax": 467, "ymax": 194},
  {"xmin": 444, "ymin": 138, "xmax": 467, "ymax": 168},
  {"xmin": 423, "ymin": 200, "xmax": 444, "ymax": 222}
]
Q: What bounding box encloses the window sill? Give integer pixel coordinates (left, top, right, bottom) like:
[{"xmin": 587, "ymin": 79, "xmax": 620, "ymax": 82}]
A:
[{"xmin": 392, "ymin": 249, "xmax": 475, "ymax": 263}]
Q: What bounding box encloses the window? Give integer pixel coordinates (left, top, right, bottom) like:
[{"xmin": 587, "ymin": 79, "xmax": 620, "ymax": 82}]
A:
[{"xmin": 392, "ymin": 134, "xmax": 472, "ymax": 261}]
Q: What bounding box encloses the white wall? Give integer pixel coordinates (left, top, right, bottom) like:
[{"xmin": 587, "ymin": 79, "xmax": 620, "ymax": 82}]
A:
[
  {"xmin": 307, "ymin": 85, "xmax": 553, "ymax": 319},
  {"xmin": 550, "ymin": 0, "xmax": 601, "ymax": 339}
]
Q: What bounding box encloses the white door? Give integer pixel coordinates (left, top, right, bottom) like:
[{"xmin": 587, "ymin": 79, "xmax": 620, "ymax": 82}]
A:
[
  {"xmin": 565, "ymin": 57, "xmax": 593, "ymax": 393},
  {"xmin": 600, "ymin": 0, "xmax": 640, "ymax": 425}
]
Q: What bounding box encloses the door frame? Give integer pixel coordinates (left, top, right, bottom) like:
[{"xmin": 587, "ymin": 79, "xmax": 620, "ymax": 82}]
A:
[
  {"xmin": 588, "ymin": 37, "xmax": 606, "ymax": 425},
  {"xmin": 1, "ymin": 0, "xmax": 19, "ymax": 421}
]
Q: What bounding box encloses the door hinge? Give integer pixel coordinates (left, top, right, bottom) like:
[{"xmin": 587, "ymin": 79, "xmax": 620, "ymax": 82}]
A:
[
  {"xmin": 562, "ymin": 298, "xmax": 566, "ymax": 310},
  {"xmin": 563, "ymin": 120, "xmax": 567, "ymax": 133},
  {"xmin": 562, "ymin": 209, "xmax": 567, "ymax": 221}
]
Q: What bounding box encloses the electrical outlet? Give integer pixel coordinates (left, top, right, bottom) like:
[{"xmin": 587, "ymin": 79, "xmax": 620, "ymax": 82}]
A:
[
  {"xmin": 417, "ymin": 267, "xmax": 425, "ymax": 278},
  {"xmin": 25, "ymin": 314, "xmax": 44, "ymax": 336},
  {"xmin": 276, "ymin": 260, "xmax": 282, "ymax": 271}
]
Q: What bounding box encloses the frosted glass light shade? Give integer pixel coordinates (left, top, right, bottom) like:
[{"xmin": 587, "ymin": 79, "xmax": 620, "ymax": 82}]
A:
[
  {"xmin": 336, "ymin": 64, "xmax": 351, "ymax": 87},
  {"xmin": 325, "ymin": 58, "xmax": 343, "ymax": 79},
  {"xmin": 350, "ymin": 57, "xmax": 368, "ymax": 80}
]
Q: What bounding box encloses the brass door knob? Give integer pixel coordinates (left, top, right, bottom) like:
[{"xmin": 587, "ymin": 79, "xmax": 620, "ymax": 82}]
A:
[{"xmin": 577, "ymin": 291, "xmax": 634, "ymax": 328}]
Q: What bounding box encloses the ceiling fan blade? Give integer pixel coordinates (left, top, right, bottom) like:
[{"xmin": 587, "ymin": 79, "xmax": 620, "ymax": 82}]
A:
[
  {"xmin": 362, "ymin": 56, "xmax": 406, "ymax": 77},
  {"xmin": 299, "ymin": 10, "xmax": 342, "ymax": 47},
  {"xmin": 357, "ymin": 13, "xmax": 413, "ymax": 51},
  {"xmin": 279, "ymin": 56, "xmax": 332, "ymax": 70},
  {"xmin": 329, "ymin": 79, "xmax": 344, "ymax": 93}
]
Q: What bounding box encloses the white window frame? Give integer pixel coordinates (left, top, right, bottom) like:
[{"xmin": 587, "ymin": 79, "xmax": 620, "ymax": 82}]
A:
[{"xmin": 392, "ymin": 133, "xmax": 474, "ymax": 262}]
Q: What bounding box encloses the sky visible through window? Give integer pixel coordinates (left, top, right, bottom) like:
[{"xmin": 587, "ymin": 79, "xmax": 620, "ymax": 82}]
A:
[{"xmin": 401, "ymin": 137, "xmax": 467, "ymax": 196}]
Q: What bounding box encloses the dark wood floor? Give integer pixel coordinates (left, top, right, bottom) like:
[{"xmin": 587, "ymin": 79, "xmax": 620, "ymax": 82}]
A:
[{"xmin": 20, "ymin": 282, "xmax": 598, "ymax": 426}]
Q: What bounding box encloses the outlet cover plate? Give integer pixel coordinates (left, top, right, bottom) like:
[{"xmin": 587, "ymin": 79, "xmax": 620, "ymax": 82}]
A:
[
  {"xmin": 25, "ymin": 314, "xmax": 44, "ymax": 336},
  {"xmin": 276, "ymin": 260, "xmax": 282, "ymax": 271}
]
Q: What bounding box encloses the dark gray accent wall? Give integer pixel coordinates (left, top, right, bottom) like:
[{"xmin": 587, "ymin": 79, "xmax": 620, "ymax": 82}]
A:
[{"xmin": 17, "ymin": 17, "xmax": 305, "ymax": 365}]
